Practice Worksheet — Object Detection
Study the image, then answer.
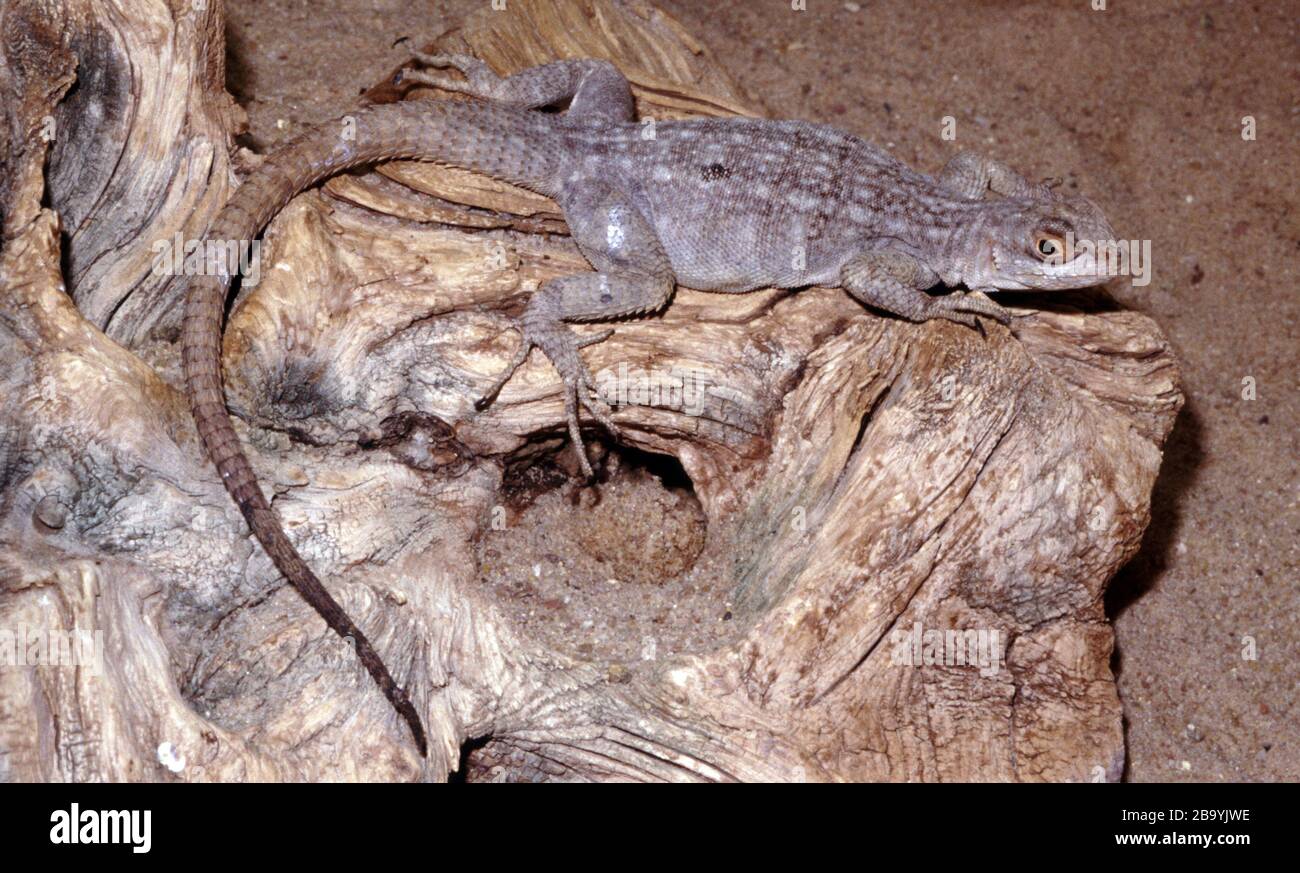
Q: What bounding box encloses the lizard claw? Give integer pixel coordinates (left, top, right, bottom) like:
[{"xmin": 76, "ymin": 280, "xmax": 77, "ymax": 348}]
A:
[
  {"xmin": 562, "ymin": 379, "xmax": 619, "ymax": 480},
  {"xmin": 405, "ymin": 51, "xmax": 500, "ymax": 99},
  {"xmin": 475, "ymin": 319, "xmax": 618, "ymax": 478},
  {"xmin": 932, "ymin": 290, "xmax": 1012, "ymax": 328}
]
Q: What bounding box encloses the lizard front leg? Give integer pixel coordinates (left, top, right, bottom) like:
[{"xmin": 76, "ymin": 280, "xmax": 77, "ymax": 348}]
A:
[
  {"xmin": 842, "ymin": 249, "xmax": 1011, "ymax": 328},
  {"xmin": 939, "ymin": 150, "xmax": 1057, "ymax": 200},
  {"xmin": 477, "ymin": 183, "xmax": 675, "ymax": 477}
]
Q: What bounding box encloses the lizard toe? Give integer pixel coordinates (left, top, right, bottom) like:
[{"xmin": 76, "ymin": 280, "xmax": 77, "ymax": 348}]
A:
[
  {"xmin": 476, "ymin": 319, "xmax": 533, "ymax": 411},
  {"xmin": 937, "ymin": 310, "xmax": 981, "ymax": 330},
  {"xmin": 525, "ymin": 322, "xmax": 621, "ymax": 473},
  {"xmin": 576, "ymin": 327, "xmax": 615, "ymax": 349},
  {"xmin": 562, "ymin": 385, "xmax": 597, "ymax": 479},
  {"xmin": 410, "ymin": 50, "xmax": 453, "ymax": 67},
  {"xmin": 944, "ymin": 291, "xmax": 1012, "ymax": 326},
  {"xmin": 410, "ymin": 51, "xmax": 483, "ymax": 73},
  {"xmin": 400, "ymin": 69, "xmax": 472, "ymax": 93},
  {"xmin": 578, "ymin": 374, "xmax": 621, "ymax": 438}
]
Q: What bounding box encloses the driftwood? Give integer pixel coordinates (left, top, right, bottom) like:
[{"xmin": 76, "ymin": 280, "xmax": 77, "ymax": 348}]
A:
[{"xmin": 0, "ymin": 0, "xmax": 1182, "ymax": 781}]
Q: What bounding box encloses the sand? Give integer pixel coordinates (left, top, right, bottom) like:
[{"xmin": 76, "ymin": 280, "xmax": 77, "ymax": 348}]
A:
[{"xmin": 224, "ymin": 0, "xmax": 1298, "ymax": 782}]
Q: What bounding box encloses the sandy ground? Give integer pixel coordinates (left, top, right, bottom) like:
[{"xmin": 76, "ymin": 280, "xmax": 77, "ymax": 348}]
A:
[{"xmin": 224, "ymin": 0, "xmax": 1298, "ymax": 782}]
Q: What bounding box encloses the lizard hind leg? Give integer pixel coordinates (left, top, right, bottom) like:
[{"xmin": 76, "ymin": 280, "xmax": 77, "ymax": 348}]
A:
[
  {"xmin": 477, "ymin": 269, "xmax": 672, "ymax": 479},
  {"xmin": 404, "ymin": 54, "xmax": 635, "ymax": 122},
  {"xmin": 476, "ymin": 186, "xmax": 675, "ymax": 478}
]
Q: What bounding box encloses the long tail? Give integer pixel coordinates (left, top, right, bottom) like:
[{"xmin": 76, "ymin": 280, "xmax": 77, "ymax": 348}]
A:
[{"xmin": 181, "ymin": 99, "xmax": 561, "ymax": 756}]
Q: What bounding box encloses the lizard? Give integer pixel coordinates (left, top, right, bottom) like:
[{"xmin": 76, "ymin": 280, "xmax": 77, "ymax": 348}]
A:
[{"xmin": 181, "ymin": 53, "xmax": 1117, "ymax": 756}]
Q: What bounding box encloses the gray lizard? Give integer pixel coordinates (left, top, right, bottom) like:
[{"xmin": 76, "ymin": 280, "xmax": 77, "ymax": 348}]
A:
[{"xmin": 181, "ymin": 55, "xmax": 1117, "ymax": 754}]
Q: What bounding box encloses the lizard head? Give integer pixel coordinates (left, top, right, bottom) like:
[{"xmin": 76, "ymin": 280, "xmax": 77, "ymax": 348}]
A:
[{"xmin": 961, "ymin": 194, "xmax": 1118, "ymax": 291}]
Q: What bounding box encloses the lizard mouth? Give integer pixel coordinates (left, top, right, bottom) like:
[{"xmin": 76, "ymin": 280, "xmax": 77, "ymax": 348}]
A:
[
  {"xmin": 991, "ymin": 249, "xmax": 1103, "ymax": 290},
  {"xmin": 1044, "ymin": 251, "xmax": 1106, "ymax": 287}
]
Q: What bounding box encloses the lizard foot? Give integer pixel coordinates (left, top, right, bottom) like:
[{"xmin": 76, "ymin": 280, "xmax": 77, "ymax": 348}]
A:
[
  {"xmin": 401, "ymin": 51, "xmax": 500, "ymax": 97},
  {"xmin": 929, "ymin": 290, "xmax": 1012, "ymax": 329},
  {"xmin": 475, "ymin": 319, "xmax": 619, "ymax": 479}
]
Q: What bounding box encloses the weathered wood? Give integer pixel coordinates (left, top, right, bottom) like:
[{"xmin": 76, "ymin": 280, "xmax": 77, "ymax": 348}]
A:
[
  {"xmin": 2, "ymin": 0, "xmax": 243, "ymax": 347},
  {"xmin": 0, "ymin": 0, "xmax": 1181, "ymax": 782}
]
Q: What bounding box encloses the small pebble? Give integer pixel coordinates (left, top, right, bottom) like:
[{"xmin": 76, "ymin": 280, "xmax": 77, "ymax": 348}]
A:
[
  {"xmin": 35, "ymin": 495, "xmax": 67, "ymax": 530},
  {"xmin": 157, "ymin": 742, "xmax": 186, "ymax": 773}
]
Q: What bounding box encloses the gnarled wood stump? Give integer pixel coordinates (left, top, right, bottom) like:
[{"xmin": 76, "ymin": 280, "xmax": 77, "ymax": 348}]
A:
[{"xmin": 0, "ymin": 0, "xmax": 1182, "ymax": 781}]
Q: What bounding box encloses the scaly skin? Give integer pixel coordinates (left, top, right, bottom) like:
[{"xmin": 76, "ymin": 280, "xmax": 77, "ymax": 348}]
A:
[{"xmin": 182, "ymin": 55, "xmax": 1117, "ymax": 754}]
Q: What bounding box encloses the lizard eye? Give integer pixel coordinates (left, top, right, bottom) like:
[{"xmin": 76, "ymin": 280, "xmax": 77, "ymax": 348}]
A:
[{"xmin": 1033, "ymin": 232, "xmax": 1066, "ymax": 261}]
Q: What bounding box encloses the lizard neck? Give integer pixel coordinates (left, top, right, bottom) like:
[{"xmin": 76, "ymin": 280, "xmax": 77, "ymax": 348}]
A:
[{"xmin": 920, "ymin": 198, "xmax": 1005, "ymax": 289}]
